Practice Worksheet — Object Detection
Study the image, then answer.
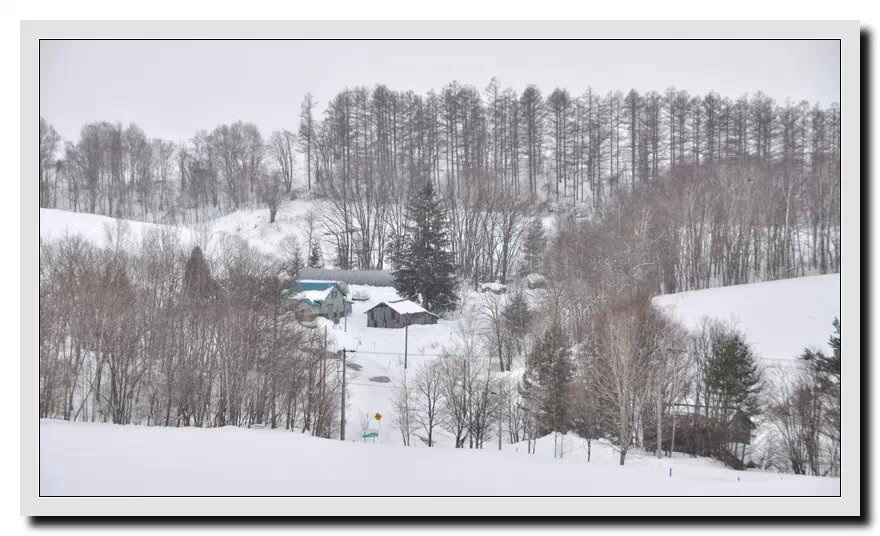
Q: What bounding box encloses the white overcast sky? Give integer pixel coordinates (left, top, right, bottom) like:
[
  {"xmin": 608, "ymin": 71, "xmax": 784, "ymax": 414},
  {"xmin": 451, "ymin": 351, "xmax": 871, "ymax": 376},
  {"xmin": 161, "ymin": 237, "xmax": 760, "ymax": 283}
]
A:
[{"xmin": 40, "ymin": 39, "xmax": 840, "ymax": 142}]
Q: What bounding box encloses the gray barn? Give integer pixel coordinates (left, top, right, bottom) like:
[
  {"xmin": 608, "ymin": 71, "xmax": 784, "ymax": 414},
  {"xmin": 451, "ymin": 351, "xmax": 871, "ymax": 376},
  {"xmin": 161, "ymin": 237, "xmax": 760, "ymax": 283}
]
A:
[{"xmin": 366, "ymin": 299, "xmax": 438, "ymax": 328}]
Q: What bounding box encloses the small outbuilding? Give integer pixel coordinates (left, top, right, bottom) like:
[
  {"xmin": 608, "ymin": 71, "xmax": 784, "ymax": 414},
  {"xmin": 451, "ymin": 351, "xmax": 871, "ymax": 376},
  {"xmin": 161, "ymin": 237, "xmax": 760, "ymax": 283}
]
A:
[{"xmin": 365, "ymin": 299, "xmax": 439, "ymax": 329}]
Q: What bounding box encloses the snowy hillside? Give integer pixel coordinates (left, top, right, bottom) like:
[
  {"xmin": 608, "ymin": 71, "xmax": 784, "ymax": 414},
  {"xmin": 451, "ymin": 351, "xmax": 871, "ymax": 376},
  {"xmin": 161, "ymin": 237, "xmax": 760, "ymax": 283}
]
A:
[
  {"xmin": 189, "ymin": 198, "xmax": 326, "ymax": 256},
  {"xmin": 40, "ymin": 199, "xmax": 328, "ymax": 259},
  {"xmin": 40, "ymin": 208, "xmax": 201, "ymax": 247},
  {"xmin": 40, "ymin": 420, "xmax": 839, "ymax": 496},
  {"xmin": 653, "ymin": 274, "xmax": 841, "ymax": 361}
]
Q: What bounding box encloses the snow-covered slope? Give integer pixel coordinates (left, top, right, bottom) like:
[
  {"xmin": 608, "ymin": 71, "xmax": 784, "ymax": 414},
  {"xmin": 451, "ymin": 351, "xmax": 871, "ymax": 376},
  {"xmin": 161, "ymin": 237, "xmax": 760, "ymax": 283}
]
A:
[
  {"xmin": 652, "ymin": 274, "xmax": 840, "ymax": 361},
  {"xmin": 40, "ymin": 420, "xmax": 839, "ymax": 496},
  {"xmin": 41, "ymin": 199, "xmax": 326, "ymax": 258},
  {"xmin": 40, "ymin": 208, "xmax": 201, "ymax": 248},
  {"xmin": 190, "ymin": 198, "xmax": 325, "ymax": 256}
]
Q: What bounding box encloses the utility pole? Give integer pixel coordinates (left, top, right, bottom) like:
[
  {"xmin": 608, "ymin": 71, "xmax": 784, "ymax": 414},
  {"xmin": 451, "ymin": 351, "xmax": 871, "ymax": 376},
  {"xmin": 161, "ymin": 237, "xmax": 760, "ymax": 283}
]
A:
[
  {"xmin": 340, "ymin": 348, "xmax": 355, "ymax": 441},
  {"xmin": 403, "ymin": 321, "xmax": 409, "ymax": 370}
]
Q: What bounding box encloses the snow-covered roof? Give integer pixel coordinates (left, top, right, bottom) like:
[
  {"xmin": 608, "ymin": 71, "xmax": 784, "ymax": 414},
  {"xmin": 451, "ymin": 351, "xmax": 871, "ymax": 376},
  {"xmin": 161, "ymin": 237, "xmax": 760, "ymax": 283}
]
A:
[
  {"xmin": 297, "ymin": 280, "xmax": 338, "ymax": 288},
  {"xmin": 294, "ymin": 289, "xmax": 333, "ymax": 304},
  {"xmin": 367, "ymin": 299, "xmax": 438, "ymax": 317},
  {"xmin": 297, "ymin": 268, "xmax": 392, "ymax": 288},
  {"xmin": 287, "ymin": 280, "xmax": 344, "ymax": 305},
  {"xmin": 479, "ymin": 281, "xmax": 507, "ymax": 293}
]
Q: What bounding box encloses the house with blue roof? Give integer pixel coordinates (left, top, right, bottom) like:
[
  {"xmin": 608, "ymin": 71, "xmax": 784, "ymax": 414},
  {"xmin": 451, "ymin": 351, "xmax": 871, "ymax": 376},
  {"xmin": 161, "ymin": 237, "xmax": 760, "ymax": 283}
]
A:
[{"xmin": 283, "ymin": 279, "xmax": 352, "ymax": 323}]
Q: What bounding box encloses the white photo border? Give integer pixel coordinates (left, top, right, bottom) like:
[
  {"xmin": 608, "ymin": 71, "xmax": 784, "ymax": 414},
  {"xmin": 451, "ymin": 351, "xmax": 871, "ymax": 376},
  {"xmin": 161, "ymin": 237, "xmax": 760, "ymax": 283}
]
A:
[{"xmin": 20, "ymin": 20, "xmax": 860, "ymax": 517}]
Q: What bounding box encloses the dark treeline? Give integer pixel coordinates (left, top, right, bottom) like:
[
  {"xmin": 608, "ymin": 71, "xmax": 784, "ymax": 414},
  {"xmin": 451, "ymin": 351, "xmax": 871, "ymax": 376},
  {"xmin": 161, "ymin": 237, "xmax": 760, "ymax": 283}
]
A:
[
  {"xmin": 39, "ymin": 228, "xmax": 341, "ymax": 437},
  {"xmin": 40, "ymin": 80, "xmax": 840, "ymax": 292}
]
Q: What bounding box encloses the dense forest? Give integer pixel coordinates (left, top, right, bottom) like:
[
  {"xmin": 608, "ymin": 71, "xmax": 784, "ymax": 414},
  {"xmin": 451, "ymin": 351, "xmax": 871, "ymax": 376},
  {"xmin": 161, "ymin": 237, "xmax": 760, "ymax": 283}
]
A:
[{"xmin": 40, "ymin": 80, "xmax": 841, "ymax": 293}]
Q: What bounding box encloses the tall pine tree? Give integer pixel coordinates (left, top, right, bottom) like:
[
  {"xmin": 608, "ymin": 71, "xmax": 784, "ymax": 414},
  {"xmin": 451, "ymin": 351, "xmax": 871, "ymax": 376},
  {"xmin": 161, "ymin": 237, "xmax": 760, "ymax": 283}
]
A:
[
  {"xmin": 520, "ymin": 322, "xmax": 573, "ymax": 437},
  {"xmin": 393, "ymin": 181, "xmax": 458, "ymax": 313},
  {"xmin": 702, "ymin": 330, "xmax": 763, "ymax": 449},
  {"xmin": 520, "ymin": 218, "xmax": 546, "ymax": 275}
]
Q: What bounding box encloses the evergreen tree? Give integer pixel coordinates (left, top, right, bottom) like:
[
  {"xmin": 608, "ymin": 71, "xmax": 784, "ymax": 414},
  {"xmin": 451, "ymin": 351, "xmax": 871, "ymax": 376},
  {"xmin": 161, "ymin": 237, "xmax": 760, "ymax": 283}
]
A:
[
  {"xmin": 801, "ymin": 317, "xmax": 841, "ymax": 383},
  {"xmin": 702, "ymin": 330, "xmax": 763, "ymax": 437},
  {"xmin": 385, "ymin": 231, "xmax": 406, "ymax": 271},
  {"xmin": 503, "ymin": 291, "xmax": 531, "ymax": 332},
  {"xmin": 521, "ymin": 322, "xmax": 573, "ymax": 437},
  {"xmin": 503, "ymin": 291, "xmax": 531, "ymax": 358},
  {"xmin": 521, "ymin": 218, "xmax": 546, "ymax": 275},
  {"xmin": 392, "ymin": 180, "xmax": 458, "ymax": 313},
  {"xmin": 800, "ymin": 317, "xmax": 841, "ymax": 459},
  {"xmin": 183, "ymin": 246, "xmax": 218, "ymax": 299},
  {"xmin": 308, "ymin": 244, "xmax": 322, "ymax": 268},
  {"xmin": 278, "ymin": 235, "xmax": 304, "ymax": 279}
]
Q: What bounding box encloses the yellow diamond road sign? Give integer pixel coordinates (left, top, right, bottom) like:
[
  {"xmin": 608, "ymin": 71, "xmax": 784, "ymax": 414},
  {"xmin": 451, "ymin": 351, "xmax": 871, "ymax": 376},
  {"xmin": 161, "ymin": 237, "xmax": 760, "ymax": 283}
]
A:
[{"xmin": 374, "ymin": 412, "xmax": 382, "ymax": 421}]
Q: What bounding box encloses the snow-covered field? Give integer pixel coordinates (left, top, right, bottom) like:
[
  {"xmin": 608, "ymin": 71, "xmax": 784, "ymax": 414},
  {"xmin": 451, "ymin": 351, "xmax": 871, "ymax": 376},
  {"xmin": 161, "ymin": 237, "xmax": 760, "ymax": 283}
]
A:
[
  {"xmin": 653, "ymin": 274, "xmax": 841, "ymax": 361},
  {"xmin": 39, "ymin": 420, "xmax": 839, "ymax": 496}
]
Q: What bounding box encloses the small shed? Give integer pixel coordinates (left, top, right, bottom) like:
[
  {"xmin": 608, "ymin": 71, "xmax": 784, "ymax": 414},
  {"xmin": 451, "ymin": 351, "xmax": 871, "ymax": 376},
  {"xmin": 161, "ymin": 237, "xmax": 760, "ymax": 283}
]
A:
[{"xmin": 365, "ymin": 299, "xmax": 438, "ymax": 329}]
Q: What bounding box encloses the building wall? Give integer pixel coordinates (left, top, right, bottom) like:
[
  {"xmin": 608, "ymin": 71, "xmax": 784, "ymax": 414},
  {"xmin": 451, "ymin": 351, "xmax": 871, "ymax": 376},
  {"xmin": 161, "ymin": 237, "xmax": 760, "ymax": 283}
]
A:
[
  {"xmin": 317, "ymin": 286, "xmax": 347, "ymax": 320},
  {"xmin": 368, "ymin": 304, "xmax": 396, "ymax": 328},
  {"xmin": 295, "ymin": 284, "xmax": 347, "ymax": 321},
  {"xmin": 367, "ymin": 306, "xmax": 437, "ymax": 328}
]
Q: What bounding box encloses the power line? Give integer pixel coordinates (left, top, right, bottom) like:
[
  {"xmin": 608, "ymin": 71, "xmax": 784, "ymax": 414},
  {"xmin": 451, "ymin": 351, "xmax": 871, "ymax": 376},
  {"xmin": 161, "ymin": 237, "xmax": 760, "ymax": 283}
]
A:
[
  {"xmin": 343, "ymin": 347, "xmax": 799, "ymax": 362},
  {"xmin": 345, "ymin": 349, "xmax": 497, "ymax": 359}
]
